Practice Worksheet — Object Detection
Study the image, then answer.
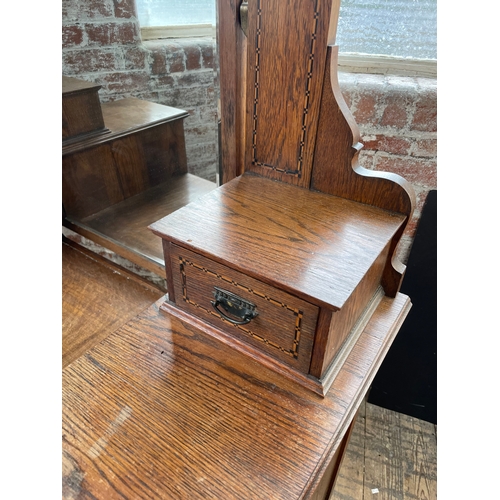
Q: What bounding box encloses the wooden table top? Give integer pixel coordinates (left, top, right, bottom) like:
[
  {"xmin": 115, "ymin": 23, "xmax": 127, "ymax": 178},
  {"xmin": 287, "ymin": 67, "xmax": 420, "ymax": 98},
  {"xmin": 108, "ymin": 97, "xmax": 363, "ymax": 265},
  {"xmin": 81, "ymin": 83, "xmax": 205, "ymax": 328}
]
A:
[{"xmin": 62, "ymin": 291, "xmax": 410, "ymax": 499}]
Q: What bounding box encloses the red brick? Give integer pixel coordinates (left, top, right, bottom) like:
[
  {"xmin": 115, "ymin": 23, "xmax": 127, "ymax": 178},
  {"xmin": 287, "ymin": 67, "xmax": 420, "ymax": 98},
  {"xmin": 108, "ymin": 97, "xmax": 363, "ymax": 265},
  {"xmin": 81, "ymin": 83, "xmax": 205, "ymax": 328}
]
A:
[
  {"xmin": 85, "ymin": 23, "xmax": 109, "ymax": 45},
  {"xmin": 412, "ymin": 138, "xmax": 437, "ymax": 158},
  {"xmin": 152, "ymin": 74, "xmax": 175, "ymax": 87},
  {"xmin": 113, "ymin": 0, "xmax": 137, "ymax": 18},
  {"xmin": 62, "ymin": 25, "xmax": 84, "ymax": 48},
  {"xmin": 353, "ymin": 93, "xmax": 377, "ymax": 125},
  {"xmin": 411, "ymin": 90, "xmax": 437, "ymax": 132},
  {"xmin": 114, "ymin": 22, "xmax": 140, "ymax": 44},
  {"xmin": 362, "ymin": 135, "xmax": 412, "ymax": 156},
  {"xmin": 161, "ymin": 86, "xmax": 210, "ymax": 108},
  {"xmin": 357, "ymin": 152, "xmax": 375, "ymax": 171},
  {"xmin": 164, "ymin": 43, "xmax": 185, "ymax": 73},
  {"xmin": 374, "ymin": 156, "xmax": 437, "ymax": 188},
  {"xmin": 413, "ymin": 189, "xmax": 430, "ymax": 217},
  {"xmin": 151, "ymin": 50, "xmax": 167, "ymax": 75},
  {"xmin": 62, "ymin": 49, "xmax": 116, "ymax": 73},
  {"xmin": 405, "ymin": 216, "xmax": 419, "ymax": 237},
  {"xmin": 64, "ymin": 0, "xmax": 113, "ymax": 19},
  {"xmin": 184, "ymin": 45, "xmax": 201, "ymax": 71},
  {"xmin": 177, "ymin": 71, "xmax": 215, "ymax": 88},
  {"xmin": 340, "ymin": 88, "xmax": 352, "ymax": 109},
  {"xmin": 85, "ymin": 22, "xmax": 139, "ymax": 46},
  {"xmin": 100, "ymin": 71, "xmax": 150, "ymax": 93},
  {"xmin": 201, "ymin": 44, "xmax": 214, "ymax": 69},
  {"xmin": 122, "ymin": 47, "xmax": 148, "ymax": 70},
  {"xmin": 380, "ymin": 100, "xmax": 408, "ymax": 128}
]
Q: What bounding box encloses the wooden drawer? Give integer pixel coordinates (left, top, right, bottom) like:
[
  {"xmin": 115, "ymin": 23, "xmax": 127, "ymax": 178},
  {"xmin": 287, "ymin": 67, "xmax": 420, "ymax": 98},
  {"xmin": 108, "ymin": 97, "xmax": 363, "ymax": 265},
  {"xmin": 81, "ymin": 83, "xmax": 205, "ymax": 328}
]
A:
[
  {"xmin": 150, "ymin": 174, "xmax": 408, "ymax": 395},
  {"xmin": 169, "ymin": 244, "xmax": 319, "ymax": 373}
]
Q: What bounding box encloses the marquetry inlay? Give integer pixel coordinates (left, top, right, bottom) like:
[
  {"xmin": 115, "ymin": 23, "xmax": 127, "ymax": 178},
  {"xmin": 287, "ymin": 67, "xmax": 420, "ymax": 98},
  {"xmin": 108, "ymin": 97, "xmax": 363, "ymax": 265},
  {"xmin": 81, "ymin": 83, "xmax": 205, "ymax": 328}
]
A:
[
  {"xmin": 250, "ymin": 0, "xmax": 322, "ymax": 178},
  {"xmin": 179, "ymin": 256, "xmax": 304, "ymax": 358}
]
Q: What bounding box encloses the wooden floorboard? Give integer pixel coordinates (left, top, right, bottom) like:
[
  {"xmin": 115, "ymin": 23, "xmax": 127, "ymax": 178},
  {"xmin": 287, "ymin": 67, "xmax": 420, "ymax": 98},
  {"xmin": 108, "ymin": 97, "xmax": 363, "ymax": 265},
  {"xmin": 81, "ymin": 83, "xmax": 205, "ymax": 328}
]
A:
[
  {"xmin": 330, "ymin": 402, "xmax": 437, "ymax": 500},
  {"xmin": 62, "ymin": 240, "xmax": 164, "ymax": 368}
]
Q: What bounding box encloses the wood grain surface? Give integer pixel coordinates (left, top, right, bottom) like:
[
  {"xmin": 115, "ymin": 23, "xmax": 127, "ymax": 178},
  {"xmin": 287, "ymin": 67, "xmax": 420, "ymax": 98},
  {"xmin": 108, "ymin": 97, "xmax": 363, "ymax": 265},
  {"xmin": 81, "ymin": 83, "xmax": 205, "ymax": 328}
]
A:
[
  {"xmin": 169, "ymin": 243, "xmax": 319, "ymax": 373},
  {"xmin": 64, "ymin": 173, "xmax": 217, "ymax": 276},
  {"xmin": 215, "ymin": 0, "xmax": 414, "ymax": 301},
  {"xmin": 62, "ymin": 97, "xmax": 189, "ymax": 156},
  {"xmin": 311, "ymin": 46, "xmax": 416, "ymax": 296},
  {"xmin": 150, "ymin": 173, "xmax": 406, "ymax": 309},
  {"xmin": 63, "ymin": 119, "xmax": 188, "ymax": 220},
  {"xmin": 62, "ymin": 76, "xmax": 106, "ymax": 142},
  {"xmin": 330, "ymin": 401, "xmax": 437, "ymax": 500},
  {"xmin": 243, "ymin": 0, "xmax": 334, "ymax": 187},
  {"xmin": 62, "ymin": 240, "xmax": 162, "ymax": 368},
  {"xmin": 217, "ymin": 0, "xmax": 247, "ymax": 184},
  {"xmin": 62, "ymin": 291, "xmax": 411, "ymax": 499}
]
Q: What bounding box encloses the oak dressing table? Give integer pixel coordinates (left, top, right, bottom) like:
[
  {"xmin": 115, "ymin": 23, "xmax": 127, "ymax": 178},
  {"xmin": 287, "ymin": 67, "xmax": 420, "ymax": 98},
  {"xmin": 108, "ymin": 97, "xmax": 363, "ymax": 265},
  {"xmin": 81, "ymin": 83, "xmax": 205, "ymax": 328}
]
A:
[{"xmin": 62, "ymin": 0, "xmax": 415, "ymax": 497}]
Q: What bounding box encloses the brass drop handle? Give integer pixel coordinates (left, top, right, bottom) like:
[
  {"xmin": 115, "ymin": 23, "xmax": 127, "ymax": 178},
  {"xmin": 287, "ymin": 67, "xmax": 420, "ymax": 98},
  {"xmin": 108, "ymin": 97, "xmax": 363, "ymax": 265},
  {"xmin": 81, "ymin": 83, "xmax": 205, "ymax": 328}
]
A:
[
  {"xmin": 240, "ymin": 1, "xmax": 248, "ymax": 36},
  {"xmin": 211, "ymin": 287, "xmax": 258, "ymax": 325}
]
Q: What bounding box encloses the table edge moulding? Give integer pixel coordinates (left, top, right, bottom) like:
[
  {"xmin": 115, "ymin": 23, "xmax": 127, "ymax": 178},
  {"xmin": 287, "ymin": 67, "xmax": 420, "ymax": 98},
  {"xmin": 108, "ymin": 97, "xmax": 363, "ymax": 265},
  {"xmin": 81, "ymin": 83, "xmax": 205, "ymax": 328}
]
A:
[{"xmin": 148, "ymin": 0, "xmax": 416, "ymax": 397}]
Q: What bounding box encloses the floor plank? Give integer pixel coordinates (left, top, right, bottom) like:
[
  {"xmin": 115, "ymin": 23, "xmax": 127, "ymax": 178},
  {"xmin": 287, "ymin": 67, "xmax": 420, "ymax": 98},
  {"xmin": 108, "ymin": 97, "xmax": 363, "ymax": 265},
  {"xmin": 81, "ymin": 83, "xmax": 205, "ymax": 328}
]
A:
[
  {"xmin": 62, "ymin": 240, "xmax": 163, "ymax": 368},
  {"xmin": 330, "ymin": 403, "xmax": 437, "ymax": 500},
  {"xmin": 330, "ymin": 400, "xmax": 367, "ymax": 499}
]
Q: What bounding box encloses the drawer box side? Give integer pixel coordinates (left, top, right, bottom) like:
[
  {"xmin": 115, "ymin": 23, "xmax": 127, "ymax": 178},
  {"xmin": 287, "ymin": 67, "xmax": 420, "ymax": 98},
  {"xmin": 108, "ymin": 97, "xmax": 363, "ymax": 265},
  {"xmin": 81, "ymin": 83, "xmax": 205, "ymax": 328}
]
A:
[{"xmin": 310, "ymin": 241, "xmax": 391, "ymax": 379}]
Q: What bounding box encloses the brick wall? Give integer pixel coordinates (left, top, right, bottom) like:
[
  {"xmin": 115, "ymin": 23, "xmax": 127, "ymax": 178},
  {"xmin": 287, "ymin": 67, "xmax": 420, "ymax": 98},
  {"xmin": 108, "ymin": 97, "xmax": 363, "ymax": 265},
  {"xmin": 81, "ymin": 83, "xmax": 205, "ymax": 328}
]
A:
[{"xmin": 62, "ymin": 0, "xmax": 436, "ymax": 264}]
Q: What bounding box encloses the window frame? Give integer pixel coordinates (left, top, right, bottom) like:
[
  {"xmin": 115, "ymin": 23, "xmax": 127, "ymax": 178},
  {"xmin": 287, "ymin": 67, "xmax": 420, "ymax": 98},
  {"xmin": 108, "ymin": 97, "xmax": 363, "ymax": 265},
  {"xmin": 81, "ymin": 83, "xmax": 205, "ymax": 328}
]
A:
[{"xmin": 140, "ymin": 24, "xmax": 216, "ymax": 40}]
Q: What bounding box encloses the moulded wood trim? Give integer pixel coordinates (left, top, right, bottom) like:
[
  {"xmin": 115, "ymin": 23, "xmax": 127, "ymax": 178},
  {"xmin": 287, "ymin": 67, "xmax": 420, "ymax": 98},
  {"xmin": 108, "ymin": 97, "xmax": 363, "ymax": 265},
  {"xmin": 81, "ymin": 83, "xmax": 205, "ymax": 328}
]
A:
[
  {"xmin": 141, "ymin": 24, "xmax": 216, "ymax": 40},
  {"xmin": 338, "ymin": 52, "xmax": 437, "ymax": 78}
]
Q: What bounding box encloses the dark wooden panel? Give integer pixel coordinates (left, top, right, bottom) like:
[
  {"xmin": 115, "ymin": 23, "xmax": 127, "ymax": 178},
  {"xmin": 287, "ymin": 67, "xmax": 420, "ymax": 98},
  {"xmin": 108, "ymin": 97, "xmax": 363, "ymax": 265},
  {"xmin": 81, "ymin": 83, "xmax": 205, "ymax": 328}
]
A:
[
  {"xmin": 62, "ymin": 76, "xmax": 106, "ymax": 141},
  {"xmin": 62, "ymin": 121, "xmax": 189, "ymax": 220},
  {"xmin": 244, "ymin": 0, "xmax": 333, "ymax": 187},
  {"xmin": 62, "ymin": 143, "xmax": 124, "ymax": 219},
  {"xmin": 216, "ymin": 0, "xmax": 247, "ymax": 184},
  {"xmin": 62, "ymin": 240, "xmax": 162, "ymax": 368},
  {"xmin": 310, "ymin": 242, "xmax": 389, "ymax": 378}
]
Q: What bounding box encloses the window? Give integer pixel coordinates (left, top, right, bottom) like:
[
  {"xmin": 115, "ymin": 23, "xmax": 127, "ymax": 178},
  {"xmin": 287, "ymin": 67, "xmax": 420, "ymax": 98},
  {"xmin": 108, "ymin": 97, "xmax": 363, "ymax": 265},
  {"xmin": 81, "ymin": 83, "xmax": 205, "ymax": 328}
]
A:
[
  {"xmin": 336, "ymin": 0, "xmax": 436, "ymax": 76},
  {"xmin": 136, "ymin": 0, "xmax": 215, "ymax": 26},
  {"xmin": 337, "ymin": 0, "xmax": 436, "ymax": 60},
  {"xmin": 137, "ymin": 0, "xmax": 436, "ymax": 75},
  {"xmin": 136, "ymin": 0, "xmax": 216, "ymax": 39}
]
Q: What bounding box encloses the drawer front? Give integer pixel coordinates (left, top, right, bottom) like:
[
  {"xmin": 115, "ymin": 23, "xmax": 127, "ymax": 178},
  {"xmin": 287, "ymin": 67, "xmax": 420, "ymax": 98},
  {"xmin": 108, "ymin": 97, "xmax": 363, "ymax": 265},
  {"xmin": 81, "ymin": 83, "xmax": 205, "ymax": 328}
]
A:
[{"xmin": 170, "ymin": 244, "xmax": 318, "ymax": 373}]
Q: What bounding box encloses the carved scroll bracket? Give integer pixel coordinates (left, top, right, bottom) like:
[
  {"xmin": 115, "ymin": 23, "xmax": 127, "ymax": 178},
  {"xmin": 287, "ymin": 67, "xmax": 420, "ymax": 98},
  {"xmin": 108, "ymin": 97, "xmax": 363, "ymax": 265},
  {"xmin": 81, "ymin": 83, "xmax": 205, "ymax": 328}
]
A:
[{"xmin": 311, "ymin": 45, "xmax": 416, "ymax": 295}]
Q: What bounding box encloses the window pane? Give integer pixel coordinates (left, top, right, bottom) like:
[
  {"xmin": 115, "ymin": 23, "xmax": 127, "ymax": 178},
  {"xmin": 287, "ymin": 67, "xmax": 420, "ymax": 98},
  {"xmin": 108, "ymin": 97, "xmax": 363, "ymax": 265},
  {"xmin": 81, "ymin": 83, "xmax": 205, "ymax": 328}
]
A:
[
  {"xmin": 136, "ymin": 0, "xmax": 216, "ymax": 27},
  {"xmin": 337, "ymin": 0, "xmax": 437, "ymax": 59},
  {"xmin": 136, "ymin": 0, "xmax": 437, "ymax": 61}
]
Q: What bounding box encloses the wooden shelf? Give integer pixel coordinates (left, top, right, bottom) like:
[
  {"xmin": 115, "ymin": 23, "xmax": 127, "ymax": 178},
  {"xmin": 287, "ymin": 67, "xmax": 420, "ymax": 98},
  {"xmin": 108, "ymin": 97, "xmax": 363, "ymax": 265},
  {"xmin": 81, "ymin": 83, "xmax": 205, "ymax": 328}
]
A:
[{"xmin": 64, "ymin": 173, "xmax": 217, "ymax": 277}]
